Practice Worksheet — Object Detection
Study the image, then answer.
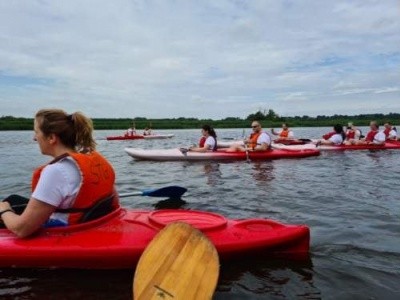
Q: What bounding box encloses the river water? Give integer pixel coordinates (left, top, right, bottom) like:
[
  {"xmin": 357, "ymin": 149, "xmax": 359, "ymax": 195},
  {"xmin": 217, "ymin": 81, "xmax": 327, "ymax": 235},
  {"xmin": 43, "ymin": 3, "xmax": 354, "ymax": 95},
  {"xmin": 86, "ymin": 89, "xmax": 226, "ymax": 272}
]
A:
[{"xmin": 0, "ymin": 128, "xmax": 399, "ymax": 300}]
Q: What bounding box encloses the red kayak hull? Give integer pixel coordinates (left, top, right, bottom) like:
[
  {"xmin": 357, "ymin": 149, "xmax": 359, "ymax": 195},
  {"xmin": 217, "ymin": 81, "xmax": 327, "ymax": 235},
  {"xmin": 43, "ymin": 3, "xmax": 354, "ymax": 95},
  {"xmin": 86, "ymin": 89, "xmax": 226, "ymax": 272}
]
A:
[
  {"xmin": 106, "ymin": 135, "xmax": 144, "ymax": 140},
  {"xmin": 273, "ymin": 139, "xmax": 307, "ymax": 145},
  {"xmin": 320, "ymin": 140, "xmax": 400, "ymax": 151},
  {"xmin": 0, "ymin": 208, "xmax": 310, "ymax": 269}
]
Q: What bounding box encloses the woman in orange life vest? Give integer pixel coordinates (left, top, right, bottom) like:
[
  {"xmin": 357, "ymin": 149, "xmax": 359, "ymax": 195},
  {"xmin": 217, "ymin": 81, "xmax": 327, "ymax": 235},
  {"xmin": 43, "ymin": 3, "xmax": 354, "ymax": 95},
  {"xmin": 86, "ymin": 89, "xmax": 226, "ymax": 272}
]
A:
[
  {"xmin": 0, "ymin": 109, "xmax": 119, "ymax": 238},
  {"xmin": 344, "ymin": 122, "xmax": 362, "ymax": 141},
  {"xmin": 271, "ymin": 123, "xmax": 294, "ymax": 140},
  {"xmin": 227, "ymin": 121, "xmax": 271, "ymax": 152},
  {"xmin": 315, "ymin": 124, "xmax": 346, "ymax": 146},
  {"xmin": 383, "ymin": 122, "xmax": 398, "ymax": 140},
  {"xmin": 143, "ymin": 127, "xmax": 152, "ymax": 136},
  {"xmin": 188, "ymin": 125, "xmax": 217, "ymax": 152}
]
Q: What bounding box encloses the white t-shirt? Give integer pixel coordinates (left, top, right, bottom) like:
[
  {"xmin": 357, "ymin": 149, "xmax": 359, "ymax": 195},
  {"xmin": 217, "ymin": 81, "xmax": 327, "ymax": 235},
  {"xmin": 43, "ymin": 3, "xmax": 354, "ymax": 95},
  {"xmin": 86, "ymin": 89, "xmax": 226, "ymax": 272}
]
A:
[
  {"xmin": 204, "ymin": 136, "xmax": 216, "ymax": 150},
  {"xmin": 257, "ymin": 132, "xmax": 272, "ymax": 146},
  {"xmin": 328, "ymin": 134, "xmax": 344, "ymax": 145},
  {"xmin": 387, "ymin": 129, "xmax": 397, "ymax": 139},
  {"xmin": 31, "ymin": 157, "xmax": 81, "ymax": 225},
  {"xmin": 355, "ymin": 129, "xmax": 361, "ymax": 139},
  {"xmin": 373, "ymin": 131, "xmax": 386, "ymax": 144}
]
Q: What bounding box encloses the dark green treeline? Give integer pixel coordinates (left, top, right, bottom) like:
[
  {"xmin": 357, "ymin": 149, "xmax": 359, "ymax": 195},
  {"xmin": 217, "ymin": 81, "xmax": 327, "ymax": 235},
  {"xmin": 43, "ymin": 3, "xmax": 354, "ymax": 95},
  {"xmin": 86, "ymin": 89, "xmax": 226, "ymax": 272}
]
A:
[{"xmin": 0, "ymin": 110, "xmax": 399, "ymax": 131}]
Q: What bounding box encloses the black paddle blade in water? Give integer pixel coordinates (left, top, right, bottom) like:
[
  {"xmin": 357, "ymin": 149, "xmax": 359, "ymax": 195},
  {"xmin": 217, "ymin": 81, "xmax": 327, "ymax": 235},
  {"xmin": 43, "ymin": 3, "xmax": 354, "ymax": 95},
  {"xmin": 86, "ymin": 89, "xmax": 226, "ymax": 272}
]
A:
[
  {"xmin": 141, "ymin": 186, "xmax": 187, "ymax": 198},
  {"xmin": 153, "ymin": 198, "xmax": 187, "ymax": 209}
]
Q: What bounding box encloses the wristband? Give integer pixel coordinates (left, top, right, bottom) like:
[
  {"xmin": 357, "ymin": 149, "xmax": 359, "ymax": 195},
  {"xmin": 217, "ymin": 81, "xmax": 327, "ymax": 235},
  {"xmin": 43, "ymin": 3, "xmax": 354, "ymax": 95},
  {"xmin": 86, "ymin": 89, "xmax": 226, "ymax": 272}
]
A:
[{"xmin": 0, "ymin": 209, "xmax": 14, "ymax": 217}]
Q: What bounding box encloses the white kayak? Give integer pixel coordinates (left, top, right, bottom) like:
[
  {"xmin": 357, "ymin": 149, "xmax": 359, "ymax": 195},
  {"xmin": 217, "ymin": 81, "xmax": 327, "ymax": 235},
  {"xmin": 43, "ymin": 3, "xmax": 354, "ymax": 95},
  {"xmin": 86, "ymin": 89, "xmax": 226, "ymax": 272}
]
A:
[
  {"xmin": 143, "ymin": 134, "xmax": 174, "ymax": 139},
  {"xmin": 217, "ymin": 140, "xmax": 245, "ymax": 148},
  {"xmin": 124, "ymin": 147, "xmax": 320, "ymax": 161},
  {"xmin": 218, "ymin": 140, "xmax": 317, "ymax": 151}
]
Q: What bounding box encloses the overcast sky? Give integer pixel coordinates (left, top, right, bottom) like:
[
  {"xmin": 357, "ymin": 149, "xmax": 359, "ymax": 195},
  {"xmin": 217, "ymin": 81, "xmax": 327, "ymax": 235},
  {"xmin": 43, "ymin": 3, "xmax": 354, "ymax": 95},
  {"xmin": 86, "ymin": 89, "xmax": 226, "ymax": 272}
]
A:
[{"xmin": 0, "ymin": 0, "xmax": 399, "ymax": 119}]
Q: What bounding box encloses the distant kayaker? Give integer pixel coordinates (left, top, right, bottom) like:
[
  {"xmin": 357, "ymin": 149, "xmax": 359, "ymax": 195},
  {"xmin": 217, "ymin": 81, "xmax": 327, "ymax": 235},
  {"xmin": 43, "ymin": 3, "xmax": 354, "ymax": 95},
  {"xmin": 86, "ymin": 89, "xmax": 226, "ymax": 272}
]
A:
[
  {"xmin": 188, "ymin": 125, "xmax": 217, "ymax": 152},
  {"xmin": 344, "ymin": 121, "xmax": 385, "ymax": 145},
  {"xmin": 383, "ymin": 122, "xmax": 397, "ymax": 140},
  {"xmin": 345, "ymin": 122, "xmax": 362, "ymax": 141},
  {"xmin": 315, "ymin": 124, "xmax": 346, "ymax": 146},
  {"xmin": 126, "ymin": 127, "xmax": 136, "ymax": 137},
  {"xmin": 271, "ymin": 123, "xmax": 294, "ymax": 140},
  {"xmin": 227, "ymin": 121, "xmax": 271, "ymax": 152},
  {"xmin": 0, "ymin": 109, "xmax": 120, "ymax": 238},
  {"xmin": 143, "ymin": 127, "xmax": 152, "ymax": 136}
]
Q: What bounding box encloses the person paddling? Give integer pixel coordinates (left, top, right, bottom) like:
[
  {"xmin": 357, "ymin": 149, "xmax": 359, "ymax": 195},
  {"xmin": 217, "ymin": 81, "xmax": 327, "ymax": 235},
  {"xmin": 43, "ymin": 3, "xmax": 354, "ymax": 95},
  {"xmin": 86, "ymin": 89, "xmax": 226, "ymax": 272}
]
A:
[
  {"xmin": 383, "ymin": 122, "xmax": 398, "ymax": 140},
  {"xmin": 271, "ymin": 123, "xmax": 294, "ymax": 140},
  {"xmin": 345, "ymin": 122, "xmax": 362, "ymax": 141},
  {"xmin": 227, "ymin": 121, "xmax": 271, "ymax": 152},
  {"xmin": 315, "ymin": 124, "xmax": 346, "ymax": 146},
  {"xmin": 187, "ymin": 125, "xmax": 217, "ymax": 152},
  {"xmin": 0, "ymin": 109, "xmax": 120, "ymax": 238}
]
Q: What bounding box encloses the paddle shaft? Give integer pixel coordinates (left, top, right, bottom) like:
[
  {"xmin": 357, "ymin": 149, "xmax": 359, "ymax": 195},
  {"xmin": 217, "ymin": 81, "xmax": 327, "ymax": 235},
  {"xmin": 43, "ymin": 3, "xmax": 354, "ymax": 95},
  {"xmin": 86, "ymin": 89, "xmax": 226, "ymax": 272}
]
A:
[
  {"xmin": 4, "ymin": 186, "xmax": 187, "ymax": 210},
  {"xmin": 244, "ymin": 144, "xmax": 250, "ymax": 162}
]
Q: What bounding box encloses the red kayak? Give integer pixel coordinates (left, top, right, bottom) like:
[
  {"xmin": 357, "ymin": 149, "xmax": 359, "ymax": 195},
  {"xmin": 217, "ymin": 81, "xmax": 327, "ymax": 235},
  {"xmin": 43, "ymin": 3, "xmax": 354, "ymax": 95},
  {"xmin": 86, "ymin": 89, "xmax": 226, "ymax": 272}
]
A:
[
  {"xmin": 319, "ymin": 140, "xmax": 400, "ymax": 151},
  {"xmin": 106, "ymin": 134, "xmax": 174, "ymax": 140},
  {"xmin": 106, "ymin": 134, "xmax": 144, "ymax": 140},
  {"xmin": 0, "ymin": 208, "xmax": 310, "ymax": 269},
  {"xmin": 273, "ymin": 138, "xmax": 309, "ymax": 145}
]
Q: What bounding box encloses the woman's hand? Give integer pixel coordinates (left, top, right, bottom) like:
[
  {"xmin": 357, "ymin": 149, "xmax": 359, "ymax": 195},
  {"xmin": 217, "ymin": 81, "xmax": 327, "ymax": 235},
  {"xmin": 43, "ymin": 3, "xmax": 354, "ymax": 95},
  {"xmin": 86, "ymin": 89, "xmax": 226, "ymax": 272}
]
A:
[{"xmin": 0, "ymin": 201, "xmax": 12, "ymax": 212}]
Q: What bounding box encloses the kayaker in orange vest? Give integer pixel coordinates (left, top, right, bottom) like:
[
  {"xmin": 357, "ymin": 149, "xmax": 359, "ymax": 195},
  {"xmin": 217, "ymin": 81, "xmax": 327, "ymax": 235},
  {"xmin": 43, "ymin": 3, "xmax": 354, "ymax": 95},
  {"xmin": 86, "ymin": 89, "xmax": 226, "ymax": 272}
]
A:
[
  {"xmin": 125, "ymin": 127, "xmax": 136, "ymax": 137},
  {"xmin": 271, "ymin": 123, "xmax": 294, "ymax": 140},
  {"xmin": 344, "ymin": 121, "xmax": 385, "ymax": 145},
  {"xmin": 188, "ymin": 125, "xmax": 217, "ymax": 152},
  {"xmin": 0, "ymin": 109, "xmax": 120, "ymax": 238},
  {"xmin": 143, "ymin": 127, "xmax": 152, "ymax": 136},
  {"xmin": 383, "ymin": 122, "xmax": 397, "ymax": 140},
  {"xmin": 345, "ymin": 122, "xmax": 362, "ymax": 141},
  {"xmin": 315, "ymin": 124, "xmax": 346, "ymax": 146},
  {"xmin": 227, "ymin": 121, "xmax": 271, "ymax": 152}
]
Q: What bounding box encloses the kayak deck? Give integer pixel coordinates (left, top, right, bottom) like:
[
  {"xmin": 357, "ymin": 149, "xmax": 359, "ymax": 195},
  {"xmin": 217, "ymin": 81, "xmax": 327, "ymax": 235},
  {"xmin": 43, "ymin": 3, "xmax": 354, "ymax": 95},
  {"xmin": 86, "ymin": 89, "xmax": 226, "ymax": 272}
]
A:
[
  {"xmin": 124, "ymin": 147, "xmax": 320, "ymax": 161},
  {"xmin": 0, "ymin": 208, "xmax": 310, "ymax": 269}
]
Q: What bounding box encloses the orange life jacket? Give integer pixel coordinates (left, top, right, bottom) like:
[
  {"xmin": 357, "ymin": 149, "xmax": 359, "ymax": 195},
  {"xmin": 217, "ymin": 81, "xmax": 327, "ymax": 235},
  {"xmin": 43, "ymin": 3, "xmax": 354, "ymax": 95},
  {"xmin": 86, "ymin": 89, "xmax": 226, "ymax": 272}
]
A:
[
  {"xmin": 32, "ymin": 151, "xmax": 117, "ymax": 225},
  {"xmin": 365, "ymin": 130, "xmax": 378, "ymax": 142},
  {"xmin": 279, "ymin": 129, "xmax": 289, "ymax": 138},
  {"xmin": 322, "ymin": 132, "xmax": 335, "ymax": 140},
  {"xmin": 346, "ymin": 130, "xmax": 355, "ymax": 139},
  {"xmin": 248, "ymin": 132, "xmax": 261, "ymax": 149},
  {"xmin": 199, "ymin": 136, "xmax": 206, "ymax": 147}
]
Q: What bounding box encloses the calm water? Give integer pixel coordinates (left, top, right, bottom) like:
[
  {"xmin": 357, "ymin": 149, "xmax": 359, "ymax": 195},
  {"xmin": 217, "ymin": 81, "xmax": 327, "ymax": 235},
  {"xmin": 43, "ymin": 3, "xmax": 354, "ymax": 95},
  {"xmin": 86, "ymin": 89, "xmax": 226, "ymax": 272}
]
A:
[{"xmin": 0, "ymin": 128, "xmax": 399, "ymax": 300}]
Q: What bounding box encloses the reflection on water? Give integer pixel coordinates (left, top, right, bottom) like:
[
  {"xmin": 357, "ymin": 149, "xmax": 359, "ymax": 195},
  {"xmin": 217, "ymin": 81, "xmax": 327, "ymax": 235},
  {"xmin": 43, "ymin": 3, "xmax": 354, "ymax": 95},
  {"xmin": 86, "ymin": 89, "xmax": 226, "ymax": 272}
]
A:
[
  {"xmin": 216, "ymin": 256, "xmax": 320, "ymax": 300},
  {"xmin": 251, "ymin": 161, "xmax": 275, "ymax": 183},
  {"xmin": 0, "ymin": 268, "xmax": 132, "ymax": 300},
  {"xmin": 203, "ymin": 162, "xmax": 222, "ymax": 186}
]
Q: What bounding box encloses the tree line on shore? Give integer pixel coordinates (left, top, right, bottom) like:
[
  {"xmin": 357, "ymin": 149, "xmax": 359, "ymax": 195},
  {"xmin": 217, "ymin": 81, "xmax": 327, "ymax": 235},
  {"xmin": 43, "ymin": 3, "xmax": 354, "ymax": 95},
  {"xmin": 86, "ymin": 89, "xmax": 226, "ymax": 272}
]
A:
[{"xmin": 1, "ymin": 109, "xmax": 399, "ymax": 130}]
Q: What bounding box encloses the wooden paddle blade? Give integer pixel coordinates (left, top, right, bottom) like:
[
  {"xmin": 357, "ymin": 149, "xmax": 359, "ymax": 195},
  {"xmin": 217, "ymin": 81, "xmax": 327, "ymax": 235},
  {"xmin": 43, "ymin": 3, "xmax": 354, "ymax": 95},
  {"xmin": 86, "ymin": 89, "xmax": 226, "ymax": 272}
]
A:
[{"xmin": 133, "ymin": 222, "xmax": 219, "ymax": 300}]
